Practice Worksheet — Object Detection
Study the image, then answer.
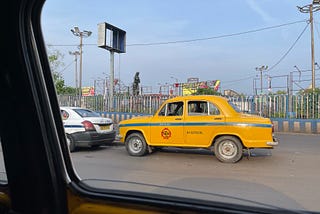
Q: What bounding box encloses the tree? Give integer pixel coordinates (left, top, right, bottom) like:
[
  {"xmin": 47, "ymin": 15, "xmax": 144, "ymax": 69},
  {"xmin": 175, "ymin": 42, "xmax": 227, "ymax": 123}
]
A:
[
  {"xmin": 298, "ymin": 88, "xmax": 320, "ymax": 95},
  {"xmin": 192, "ymin": 88, "xmax": 221, "ymax": 95},
  {"xmin": 268, "ymin": 90, "xmax": 287, "ymax": 95},
  {"xmin": 47, "ymin": 46, "xmax": 77, "ymax": 95}
]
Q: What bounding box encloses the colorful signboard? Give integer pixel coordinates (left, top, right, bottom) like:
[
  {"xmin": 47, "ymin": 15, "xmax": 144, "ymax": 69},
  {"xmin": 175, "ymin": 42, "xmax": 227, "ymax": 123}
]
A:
[
  {"xmin": 182, "ymin": 80, "xmax": 220, "ymax": 95},
  {"xmin": 82, "ymin": 87, "xmax": 95, "ymax": 96}
]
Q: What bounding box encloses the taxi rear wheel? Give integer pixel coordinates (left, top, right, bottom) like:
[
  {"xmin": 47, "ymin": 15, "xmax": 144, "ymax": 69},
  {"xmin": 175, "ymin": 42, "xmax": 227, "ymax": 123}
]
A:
[
  {"xmin": 214, "ymin": 136, "xmax": 243, "ymax": 163},
  {"xmin": 125, "ymin": 133, "xmax": 148, "ymax": 156},
  {"xmin": 66, "ymin": 134, "xmax": 76, "ymax": 153}
]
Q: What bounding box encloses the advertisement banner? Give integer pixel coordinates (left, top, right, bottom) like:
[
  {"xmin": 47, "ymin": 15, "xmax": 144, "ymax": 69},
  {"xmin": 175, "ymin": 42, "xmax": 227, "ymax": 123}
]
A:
[{"xmin": 82, "ymin": 86, "xmax": 95, "ymax": 96}]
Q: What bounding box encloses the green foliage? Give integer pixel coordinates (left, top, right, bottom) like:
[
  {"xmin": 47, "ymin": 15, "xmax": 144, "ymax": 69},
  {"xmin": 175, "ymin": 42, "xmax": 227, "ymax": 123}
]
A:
[
  {"xmin": 275, "ymin": 90, "xmax": 287, "ymax": 95},
  {"xmin": 192, "ymin": 88, "xmax": 221, "ymax": 95},
  {"xmin": 47, "ymin": 46, "xmax": 77, "ymax": 95},
  {"xmin": 298, "ymin": 88, "xmax": 320, "ymax": 95},
  {"xmin": 267, "ymin": 90, "xmax": 288, "ymax": 95}
]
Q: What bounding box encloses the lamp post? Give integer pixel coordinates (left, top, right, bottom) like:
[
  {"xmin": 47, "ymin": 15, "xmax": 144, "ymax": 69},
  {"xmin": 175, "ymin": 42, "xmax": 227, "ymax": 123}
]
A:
[
  {"xmin": 71, "ymin": 27, "xmax": 92, "ymax": 97},
  {"xmin": 252, "ymin": 78, "xmax": 259, "ymax": 95},
  {"xmin": 69, "ymin": 51, "xmax": 80, "ymax": 95},
  {"xmin": 298, "ymin": 1, "xmax": 320, "ymax": 91},
  {"xmin": 255, "ymin": 65, "xmax": 268, "ymax": 94}
]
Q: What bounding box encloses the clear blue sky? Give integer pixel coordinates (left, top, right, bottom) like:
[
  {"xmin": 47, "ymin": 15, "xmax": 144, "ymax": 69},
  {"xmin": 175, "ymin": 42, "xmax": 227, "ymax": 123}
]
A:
[{"xmin": 41, "ymin": 0, "xmax": 320, "ymax": 95}]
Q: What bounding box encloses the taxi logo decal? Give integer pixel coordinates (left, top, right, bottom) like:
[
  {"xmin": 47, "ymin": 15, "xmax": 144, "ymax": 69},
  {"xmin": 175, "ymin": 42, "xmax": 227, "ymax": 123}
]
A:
[{"xmin": 161, "ymin": 128, "xmax": 172, "ymax": 139}]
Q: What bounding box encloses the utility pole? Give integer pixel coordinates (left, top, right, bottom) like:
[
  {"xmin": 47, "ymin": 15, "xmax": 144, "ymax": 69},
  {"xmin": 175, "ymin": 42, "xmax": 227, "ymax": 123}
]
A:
[
  {"xmin": 255, "ymin": 65, "xmax": 268, "ymax": 94},
  {"xmin": 71, "ymin": 27, "xmax": 92, "ymax": 98},
  {"xmin": 69, "ymin": 51, "xmax": 80, "ymax": 95},
  {"xmin": 252, "ymin": 78, "xmax": 259, "ymax": 95},
  {"xmin": 298, "ymin": 1, "xmax": 320, "ymax": 91}
]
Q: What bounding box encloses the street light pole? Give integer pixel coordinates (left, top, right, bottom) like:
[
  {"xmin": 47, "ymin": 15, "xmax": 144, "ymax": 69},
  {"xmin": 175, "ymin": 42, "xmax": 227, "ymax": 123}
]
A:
[
  {"xmin": 71, "ymin": 27, "xmax": 92, "ymax": 98},
  {"xmin": 255, "ymin": 65, "xmax": 268, "ymax": 94},
  {"xmin": 69, "ymin": 51, "xmax": 80, "ymax": 94},
  {"xmin": 298, "ymin": 1, "xmax": 320, "ymax": 91}
]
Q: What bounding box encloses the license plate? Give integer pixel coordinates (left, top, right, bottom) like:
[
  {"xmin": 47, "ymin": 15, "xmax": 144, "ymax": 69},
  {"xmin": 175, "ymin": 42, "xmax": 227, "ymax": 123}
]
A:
[{"xmin": 100, "ymin": 125, "xmax": 110, "ymax": 130}]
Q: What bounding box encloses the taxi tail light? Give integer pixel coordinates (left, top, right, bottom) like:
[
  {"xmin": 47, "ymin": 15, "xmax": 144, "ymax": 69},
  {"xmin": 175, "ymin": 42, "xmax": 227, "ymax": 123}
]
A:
[
  {"xmin": 272, "ymin": 123, "xmax": 274, "ymax": 133},
  {"xmin": 82, "ymin": 120, "xmax": 95, "ymax": 131}
]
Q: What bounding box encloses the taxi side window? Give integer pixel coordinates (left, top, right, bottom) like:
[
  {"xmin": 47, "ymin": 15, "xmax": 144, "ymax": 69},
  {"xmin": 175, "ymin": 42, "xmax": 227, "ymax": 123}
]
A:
[
  {"xmin": 158, "ymin": 102, "xmax": 184, "ymax": 116},
  {"xmin": 61, "ymin": 110, "xmax": 69, "ymax": 120},
  {"xmin": 209, "ymin": 102, "xmax": 220, "ymax": 115},
  {"xmin": 188, "ymin": 101, "xmax": 208, "ymax": 115},
  {"xmin": 158, "ymin": 105, "xmax": 166, "ymax": 116},
  {"xmin": 168, "ymin": 102, "xmax": 183, "ymax": 116}
]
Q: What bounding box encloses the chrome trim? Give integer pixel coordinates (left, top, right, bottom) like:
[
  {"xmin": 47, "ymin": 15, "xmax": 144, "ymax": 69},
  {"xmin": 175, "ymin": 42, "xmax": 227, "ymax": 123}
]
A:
[{"xmin": 267, "ymin": 141, "xmax": 278, "ymax": 146}]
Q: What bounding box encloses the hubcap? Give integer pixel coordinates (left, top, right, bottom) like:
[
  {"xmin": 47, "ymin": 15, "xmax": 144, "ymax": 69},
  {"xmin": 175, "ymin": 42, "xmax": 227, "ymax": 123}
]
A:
[
  {"xmin": 219, "ymin": 141, "xmax": 237, "ymax": 159},
  {"xmin": 129, "ymin": 137, "xmax": 142, "ymax": 153}
]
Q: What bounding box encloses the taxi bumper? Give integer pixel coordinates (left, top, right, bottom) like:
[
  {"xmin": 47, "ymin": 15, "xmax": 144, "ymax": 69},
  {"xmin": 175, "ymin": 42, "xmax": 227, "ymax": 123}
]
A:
[{"xmin": 266, "ymin": 136, "xmax": 279, "ymax": 146}]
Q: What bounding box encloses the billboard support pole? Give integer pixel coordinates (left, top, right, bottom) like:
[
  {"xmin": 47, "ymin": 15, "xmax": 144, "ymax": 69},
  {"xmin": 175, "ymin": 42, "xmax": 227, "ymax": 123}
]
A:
[{"xmin": 109, "ymin": 51, "xmax": 114, "ymax": 111}]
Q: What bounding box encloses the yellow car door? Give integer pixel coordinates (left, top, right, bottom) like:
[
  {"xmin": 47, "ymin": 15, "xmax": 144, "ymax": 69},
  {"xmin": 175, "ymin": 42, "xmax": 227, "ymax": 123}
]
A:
[
  {"xmin": 150, "ymin": 101, "xmax": 184, "ymax": 145},
  {"xmin": 184, "ymin": 100, "xmax": 225, "ymax": 147}
]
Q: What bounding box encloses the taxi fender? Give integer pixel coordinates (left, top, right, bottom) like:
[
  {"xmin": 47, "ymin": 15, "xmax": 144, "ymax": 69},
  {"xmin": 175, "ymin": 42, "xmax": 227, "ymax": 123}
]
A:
[
  {"xmin": 124, "ymin": 128, "xmax": 150, "ymax": 145},
  {"xmin": 211, "ymin": 132, "xmax": 244, "ymax": 148}
]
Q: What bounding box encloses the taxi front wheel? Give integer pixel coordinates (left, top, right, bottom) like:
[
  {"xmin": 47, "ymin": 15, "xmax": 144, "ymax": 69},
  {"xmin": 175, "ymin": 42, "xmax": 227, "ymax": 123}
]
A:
[
  {"xmin": 125, "ymin": 133, "xmax": 148, "ymax": 156},
  {"xmin": 214, "ymin": 136, "xmax": 243, "ymax": 163}
]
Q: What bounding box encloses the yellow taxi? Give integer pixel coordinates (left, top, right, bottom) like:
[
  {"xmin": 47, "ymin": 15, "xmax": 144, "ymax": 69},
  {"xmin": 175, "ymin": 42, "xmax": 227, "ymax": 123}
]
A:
[{"xmin": 118, "ymin": 95, "xmax": 278, "ymax": 163}]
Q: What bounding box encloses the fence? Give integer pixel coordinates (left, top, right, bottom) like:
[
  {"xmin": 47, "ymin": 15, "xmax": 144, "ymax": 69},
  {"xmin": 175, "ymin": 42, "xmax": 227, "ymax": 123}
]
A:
[{"xmin": 58, "ymin": 94, "xmax": 320, "ymax": 119}]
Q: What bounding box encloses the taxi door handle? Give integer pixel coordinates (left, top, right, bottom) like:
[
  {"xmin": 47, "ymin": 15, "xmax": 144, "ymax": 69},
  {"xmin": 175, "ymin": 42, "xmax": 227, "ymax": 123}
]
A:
[
  {"xmin": 175, "ymin": 118, "xmax": 182, "ymax": 120},
  {"xmin": 214, "ymin": 118, "xmax": 222, "ymax": 120}
]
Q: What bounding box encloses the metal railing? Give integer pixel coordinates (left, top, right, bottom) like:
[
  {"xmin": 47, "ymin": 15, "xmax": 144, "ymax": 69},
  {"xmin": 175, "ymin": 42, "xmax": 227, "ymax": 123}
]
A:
[{"xmin": 57, "ymin": 94, "xmax": 320, "ymax": 119}]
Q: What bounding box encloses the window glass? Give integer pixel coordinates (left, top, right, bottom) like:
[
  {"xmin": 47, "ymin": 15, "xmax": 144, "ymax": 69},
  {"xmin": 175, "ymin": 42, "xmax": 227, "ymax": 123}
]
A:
[
  {"xmin": 158, "ymin": 105, "xmax": 166, "ymax": 116},
  {"xmin": 41, "ymin": 1, "xmax": 319, "ymax": 213},
  {"xmin": 208, "ymin": 102, "xmax": 220, "ymax": 115},
  {"xmin": 167, "ymin": 102, "xmax": 183, "ymax": 116},
  {"xmin": 0, "ymin": 140, "xmax": 7, "ymax": 184},
  {"xmin": 188, "ymin": 101, "xmax": 207, "ymax": 115},
  {"xmin": 73, "ymin": 109, "xmax": 100, "ymax": 117}
]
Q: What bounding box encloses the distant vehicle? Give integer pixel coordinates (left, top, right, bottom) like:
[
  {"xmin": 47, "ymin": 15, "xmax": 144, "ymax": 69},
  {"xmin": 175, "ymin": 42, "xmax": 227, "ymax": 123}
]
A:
[
  {"xmin": 118, "ymin": 95, "xmax": 278, "ymax": 163},
  {"xmin": 60, "ymin": 107, "xmax": 115, "ymax": 152}
]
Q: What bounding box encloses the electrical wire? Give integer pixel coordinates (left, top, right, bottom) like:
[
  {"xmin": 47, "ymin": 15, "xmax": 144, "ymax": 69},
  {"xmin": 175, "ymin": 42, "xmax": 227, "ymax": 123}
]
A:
[
  {"xmin": 58, "ymin": 60, "xmax": 74, "ymax": 73},
  {"xmin": 127, "ymin": 20, "xmax": 307, "ymax": 46},
  {"xmin": 51, "ymin": 20, "xmax": 309, "ymax": 89},
  {"xmin": 221, "ymin": 21, "xmax": 308, "ymax": 87},
  {"xmin": 315, "ymin": 20, "xmax": 320, "ymax": 41},
  {"xmin": 223, "ymin": 75, "xmax": 256, "ymax": 83},
  {"xmin": 267, "ymin": 22, "xmax": 310, "ymax": 72},
  {"xmin": 47, "ymin": 20, "xmax": 307, "ymax": 48}
]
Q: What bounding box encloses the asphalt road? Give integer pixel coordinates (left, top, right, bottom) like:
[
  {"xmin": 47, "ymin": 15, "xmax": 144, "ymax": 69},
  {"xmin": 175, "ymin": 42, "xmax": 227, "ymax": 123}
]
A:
[{"xmin": 71, "ymin": 133, "xmax": 319, "ymax": 212}]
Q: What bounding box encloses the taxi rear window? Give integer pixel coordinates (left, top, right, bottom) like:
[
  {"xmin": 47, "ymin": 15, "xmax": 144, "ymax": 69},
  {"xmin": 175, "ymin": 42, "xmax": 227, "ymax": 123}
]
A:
[{"xmin": 73, "ymin": 109, "xmax": 100, "ymax": 117}]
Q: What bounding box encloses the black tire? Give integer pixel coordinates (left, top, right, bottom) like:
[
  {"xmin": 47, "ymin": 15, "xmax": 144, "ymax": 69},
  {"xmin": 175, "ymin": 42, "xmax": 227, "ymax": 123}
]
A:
[
  {"xmin": 125, "ymin": 133, "xmax": 148, "ymax": 156},
  {"xmin": 66, "ymin": 134, "xmax": 76, "ymax": 153},
  {"xmin": 214, "ymin": 136, "xmax": 243, "ymax": 163}
]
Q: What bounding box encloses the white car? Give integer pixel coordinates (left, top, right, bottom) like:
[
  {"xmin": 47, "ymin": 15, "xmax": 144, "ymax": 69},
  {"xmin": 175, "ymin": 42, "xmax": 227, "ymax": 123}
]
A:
[{"xmin": 60, "ymin": 107, "xmax": 116, "ymax": 152}]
